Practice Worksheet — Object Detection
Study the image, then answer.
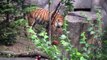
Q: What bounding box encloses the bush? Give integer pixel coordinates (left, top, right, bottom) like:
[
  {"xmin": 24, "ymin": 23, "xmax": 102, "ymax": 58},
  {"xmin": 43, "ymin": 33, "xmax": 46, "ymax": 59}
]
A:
[{"xmin": 0, "ymin": 22, "xmax": 17, "ymax": 45}]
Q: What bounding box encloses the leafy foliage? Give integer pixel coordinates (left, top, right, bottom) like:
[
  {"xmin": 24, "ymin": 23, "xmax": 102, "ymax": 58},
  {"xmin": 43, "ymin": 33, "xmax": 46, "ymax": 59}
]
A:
[
  {"xmin": 0, "ymin": 18, "xmax": 27, "ymax": 45},
  {"xmin": 0, "ymin": 26, "xmax": 16, "ymax": 45}
]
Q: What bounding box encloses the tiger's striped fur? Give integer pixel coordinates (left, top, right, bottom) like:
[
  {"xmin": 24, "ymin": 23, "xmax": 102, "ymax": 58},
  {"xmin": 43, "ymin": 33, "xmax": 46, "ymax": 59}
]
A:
[{"xmin": 26, "ymin": 8, "xmax": 64, "ymax": 35}]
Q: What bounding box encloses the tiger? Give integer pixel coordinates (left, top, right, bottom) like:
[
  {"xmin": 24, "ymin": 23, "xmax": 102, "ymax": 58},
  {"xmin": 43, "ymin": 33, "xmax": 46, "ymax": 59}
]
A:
[{"xmin": 26, "ymin": 8, "xmax": 64, "ymax": 36}]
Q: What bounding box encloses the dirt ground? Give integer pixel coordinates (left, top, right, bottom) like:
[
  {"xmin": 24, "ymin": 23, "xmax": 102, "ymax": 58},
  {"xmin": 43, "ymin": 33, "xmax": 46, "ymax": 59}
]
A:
[{"xmin": 0, "ymin": 36, "xmax": 36, "ymax": 55}]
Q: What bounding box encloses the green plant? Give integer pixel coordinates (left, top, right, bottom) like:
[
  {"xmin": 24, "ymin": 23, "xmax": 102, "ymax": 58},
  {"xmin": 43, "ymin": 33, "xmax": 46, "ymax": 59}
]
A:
[
  {"xmin": 0, "ymin": 22, "xmax": 16, "ymax": 45},
  {"xmin": 0, "ymin": 26, "xmax": 17, "ymax": 45},
  {"xmin": 79, "ymin": 9, "xmax": 103, "ymax": 60},
  {"xmin": 0, "ymin": 17, "xmax": 28, "ymax": 45},
  {"xmin": 80, "ymin": 32, "xmax": 91, "ymax": 60}
]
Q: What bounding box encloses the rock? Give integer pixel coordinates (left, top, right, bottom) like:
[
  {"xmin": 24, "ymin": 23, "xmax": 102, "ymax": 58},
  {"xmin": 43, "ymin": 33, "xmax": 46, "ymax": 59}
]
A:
[
  {"xmin": 0, "ymin": 36, "xmax": 48, "ymax": 58},
  {"xmin": 24, "ymin": 0, "xmax": 48, "ymax": 8},
  {"xmin": 73, "ymin": 0, "xmax": 92, "ymax": 9},
  {"xmin": 66, "ymin": 11, "xmax": 97, "ymax": 23},
  {"xmin": 65, "ymin": 11, "xmax": 102, "ymax": 49},
  {"xmin": 102, "ymin": 14, "xmax": 107, "ymax": 29},
  {"xmin": 44, "ymin": 0, "xmax": 65, "ymax": 14}
]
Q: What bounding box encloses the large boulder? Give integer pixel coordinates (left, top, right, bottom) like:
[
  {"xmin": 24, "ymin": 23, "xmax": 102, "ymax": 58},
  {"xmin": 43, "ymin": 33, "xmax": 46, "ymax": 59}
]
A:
[{"xmin": 65, "ymin": 11, "xmax": 102, "ymax": 49}]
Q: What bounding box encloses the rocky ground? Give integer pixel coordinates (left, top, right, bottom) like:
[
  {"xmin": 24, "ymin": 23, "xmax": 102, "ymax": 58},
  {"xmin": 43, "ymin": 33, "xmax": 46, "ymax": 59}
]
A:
[{"xmin": 0, "ymin": 36, "xmax": 48, "ymax": 59}]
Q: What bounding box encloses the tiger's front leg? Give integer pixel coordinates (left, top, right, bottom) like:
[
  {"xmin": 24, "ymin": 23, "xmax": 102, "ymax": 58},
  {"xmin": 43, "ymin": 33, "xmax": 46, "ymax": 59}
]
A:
[{"xmin": 28, "ymin": 16, "xmax": 36, "ymax": 28}]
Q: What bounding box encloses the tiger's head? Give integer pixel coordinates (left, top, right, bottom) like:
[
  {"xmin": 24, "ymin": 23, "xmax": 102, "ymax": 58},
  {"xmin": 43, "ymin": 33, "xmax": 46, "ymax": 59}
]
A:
[
  {"xmin": 51, "ymin": 13, "xmax": 64, "ymax": 37},
  {"xmin": 51, "ymin": 13, "xmax": 64, "ymax": 30}
]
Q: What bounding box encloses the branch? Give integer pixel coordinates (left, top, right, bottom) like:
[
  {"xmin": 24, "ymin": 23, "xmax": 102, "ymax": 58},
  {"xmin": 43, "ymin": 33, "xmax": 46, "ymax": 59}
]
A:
[
  {"xmin": 48, "ymin": 0, "xmax": 62, "ymax": 41},
  {"xmin": 51, "ymin": 1, "xmax": 62, "ymax": 21}
]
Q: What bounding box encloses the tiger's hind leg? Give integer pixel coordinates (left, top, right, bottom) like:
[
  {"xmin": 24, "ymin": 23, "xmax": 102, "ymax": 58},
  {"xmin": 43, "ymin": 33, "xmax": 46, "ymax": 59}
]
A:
[{"xmin": 32, "ymin": 20, "xmax": 37, "ymax": 28}]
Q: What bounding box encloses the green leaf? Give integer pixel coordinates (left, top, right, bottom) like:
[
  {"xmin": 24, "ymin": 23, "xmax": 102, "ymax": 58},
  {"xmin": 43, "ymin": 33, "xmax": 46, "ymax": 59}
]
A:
[
  {"xmin": 60, "ymin": 34, "xmax": 67, "ymax": 39},
  {"xmin": 85, "ymin": 44, "xmax": 90, "ymax": 47},
  {"xmin": 53, "ymin": 45, "xmax": 60, "ymax": 55},
  {"xmin": 30, "ymin": 35, "xmax": 36, "ymax": 40},
  {"xmin": 81, "ymin": 32, "xmax": 85, "ymax": 36},
  {"xmin": 90, "ymin": 31, "xmax": 95, "ymax": 34},
  {"xmin": 27, "ymin": 27, "xmax": 35, "ymax": 33},
  {"xmin": 80, "ymin": 57, "xmax": 87, "ymax": 60},
  {"xmin": 80, "ymin": 40, "xmax": 86, "ymax": 44},
  {"xmin": 44, "ymin": 35, "xmax": 48, "ymax": 39},
  {"xmin": 88, "ymin": 27, "xmax": 93, "ymax": 31},
  {"xmin": 76, "ymin": 52, "xmax": 81, "ymax": 56},
  {"xmin": 38, "ymin": 32, "xmax": 44, "ymax": 36},
  {"xmin": 61, "ymin": 40, "xmax": 69, "ymax": 46}
]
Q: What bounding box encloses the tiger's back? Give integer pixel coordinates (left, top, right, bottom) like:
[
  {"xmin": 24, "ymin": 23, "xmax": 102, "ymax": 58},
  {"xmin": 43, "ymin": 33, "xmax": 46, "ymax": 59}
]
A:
[{"xmin": 27, "ymin": 8, "xmax": 49, "ymax": 27}]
